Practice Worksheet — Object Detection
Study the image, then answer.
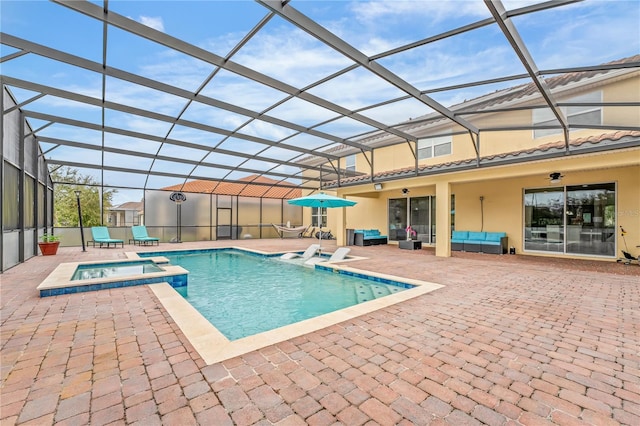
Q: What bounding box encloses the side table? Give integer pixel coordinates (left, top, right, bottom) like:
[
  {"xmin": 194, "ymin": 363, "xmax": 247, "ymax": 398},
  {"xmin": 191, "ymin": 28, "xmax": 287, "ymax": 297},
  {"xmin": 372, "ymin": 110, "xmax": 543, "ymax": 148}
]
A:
[{"xmin": 398, "ymin": 240, "xmax": 422, "ymax": 250}]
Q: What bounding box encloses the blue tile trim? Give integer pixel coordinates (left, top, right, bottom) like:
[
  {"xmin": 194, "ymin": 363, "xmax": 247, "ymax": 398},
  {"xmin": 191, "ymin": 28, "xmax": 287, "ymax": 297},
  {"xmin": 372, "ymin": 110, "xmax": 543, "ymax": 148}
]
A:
[
  {"xmin": 138, "ymin": 247, "xmax": 284, "ymax": 259},
  {"xmin": 314, "ymin": 265, "xmax": 416, "ymax": 289},
  {"xmin": 40, "ymin": 273, "xmax": 188, "ymax": 297}
]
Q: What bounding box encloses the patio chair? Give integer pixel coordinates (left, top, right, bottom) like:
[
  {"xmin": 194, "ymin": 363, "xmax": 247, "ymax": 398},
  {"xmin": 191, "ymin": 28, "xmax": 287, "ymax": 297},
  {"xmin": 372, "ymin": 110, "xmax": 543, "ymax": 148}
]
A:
[
  {"xmin": 280, "ymin": 244, "xmax": 320, "ymax": 260},
  {"xmin": 304, "ymin": 247, "xmax": 351, "ymax": 267},
  {"xmin": 130, "ymin": 225, "xmax": 159, "ymax": 246},
  {"xmin": 89, "ymin": 226, "xmax": 124, "ymax": 248},
  {"xmin": 301, "ymin": 226, "xmax": 316, "ymax": 238}
]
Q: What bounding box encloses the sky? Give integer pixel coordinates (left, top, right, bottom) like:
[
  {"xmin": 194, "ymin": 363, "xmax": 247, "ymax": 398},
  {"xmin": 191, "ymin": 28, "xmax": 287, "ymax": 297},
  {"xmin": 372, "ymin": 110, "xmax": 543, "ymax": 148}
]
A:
[{"xmin": 1, "ymin": 0, "xmax": 639, "ymax": 204}]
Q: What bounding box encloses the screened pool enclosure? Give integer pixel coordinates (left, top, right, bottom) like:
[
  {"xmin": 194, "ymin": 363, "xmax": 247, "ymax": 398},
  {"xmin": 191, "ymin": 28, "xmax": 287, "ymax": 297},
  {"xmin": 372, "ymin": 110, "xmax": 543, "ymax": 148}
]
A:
[{"xmin": 2, "ymin": 0, "xmax": 639, "ymax": 271}]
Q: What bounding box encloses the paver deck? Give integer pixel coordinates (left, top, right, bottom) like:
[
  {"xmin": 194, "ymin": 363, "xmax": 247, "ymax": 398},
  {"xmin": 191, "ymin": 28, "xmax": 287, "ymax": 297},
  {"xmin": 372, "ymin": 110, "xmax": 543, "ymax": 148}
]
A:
[{"xmin": 1, "ymin": 239, "xmax": 639, "ymax": 425}]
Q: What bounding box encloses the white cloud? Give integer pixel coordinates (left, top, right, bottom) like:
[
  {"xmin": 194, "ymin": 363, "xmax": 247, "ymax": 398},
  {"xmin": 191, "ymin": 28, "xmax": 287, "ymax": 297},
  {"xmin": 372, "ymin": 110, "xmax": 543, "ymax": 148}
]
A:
[
  {"xmin": 138, "ymin": 16, "xmax": 165, "ymax": 32},
  {"xmin": 226, "ymin": 27, "xmax": 352, "ymax": 87},
  {"xmin": 349, "ymin": 1, "xmax": 488, "ymax": 24}
]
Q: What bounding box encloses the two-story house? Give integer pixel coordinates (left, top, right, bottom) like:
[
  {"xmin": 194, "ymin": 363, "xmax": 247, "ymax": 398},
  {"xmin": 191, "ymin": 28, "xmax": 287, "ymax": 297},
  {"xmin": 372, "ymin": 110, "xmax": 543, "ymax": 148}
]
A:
[{"xmin": 300, "ymin": 55, "xmax": 639, "ymax": 261}]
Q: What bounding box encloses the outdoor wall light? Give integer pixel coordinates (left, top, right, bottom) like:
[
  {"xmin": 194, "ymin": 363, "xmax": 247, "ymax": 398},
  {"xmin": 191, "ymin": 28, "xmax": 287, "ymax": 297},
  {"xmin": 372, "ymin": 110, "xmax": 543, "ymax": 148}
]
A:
[
  {"xmin": 402, "ymin": 188, "xmax": 409, "ymax": 194},
  {"xmin": 549, "ymin": 172, "xmax": 563, "ymax": 184},
  {"xmin": 374, "ymin": 183, "xmax": 383, "ymax": 190}
]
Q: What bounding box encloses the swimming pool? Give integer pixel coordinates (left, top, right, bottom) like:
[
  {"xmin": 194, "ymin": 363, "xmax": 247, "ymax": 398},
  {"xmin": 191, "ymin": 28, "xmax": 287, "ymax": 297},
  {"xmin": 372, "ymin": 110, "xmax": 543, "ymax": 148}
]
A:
[
  {"xmin": 136, "ymin": 246, "xmax": 443, "ymax": 364},
  {"xmin": 161, "ymin": 249, "xmax": 411, "ymax": 340}
]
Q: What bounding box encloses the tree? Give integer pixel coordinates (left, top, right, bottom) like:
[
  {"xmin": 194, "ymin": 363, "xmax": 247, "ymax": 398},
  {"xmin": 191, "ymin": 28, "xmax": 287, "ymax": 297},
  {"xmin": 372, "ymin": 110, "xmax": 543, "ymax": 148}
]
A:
[{"xmin": 52, "ymin": 167, "xmax": 117, "ymax": 227}]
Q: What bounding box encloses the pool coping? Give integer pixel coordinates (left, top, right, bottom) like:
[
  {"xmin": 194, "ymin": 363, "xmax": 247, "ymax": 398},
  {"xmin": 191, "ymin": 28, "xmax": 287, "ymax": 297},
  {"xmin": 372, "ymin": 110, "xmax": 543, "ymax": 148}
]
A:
[{"xmin": 130, "ymin": 246, "xmax": 445, "ymax": 365}]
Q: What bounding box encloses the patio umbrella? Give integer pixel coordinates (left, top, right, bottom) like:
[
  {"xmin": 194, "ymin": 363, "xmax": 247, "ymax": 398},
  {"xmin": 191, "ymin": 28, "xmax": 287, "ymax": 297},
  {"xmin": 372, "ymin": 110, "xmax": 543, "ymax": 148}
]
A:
[{"xmin": 287, "ymin": 192, "xmax": 357, "ymax": 253}]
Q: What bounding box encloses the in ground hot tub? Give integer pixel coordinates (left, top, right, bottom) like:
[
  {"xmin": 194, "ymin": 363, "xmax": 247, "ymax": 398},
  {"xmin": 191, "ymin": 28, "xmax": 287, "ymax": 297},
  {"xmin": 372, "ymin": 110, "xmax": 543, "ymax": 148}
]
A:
[{"xmin": 37, "ymin": 258, "xmax": 188, "ymax": 297}]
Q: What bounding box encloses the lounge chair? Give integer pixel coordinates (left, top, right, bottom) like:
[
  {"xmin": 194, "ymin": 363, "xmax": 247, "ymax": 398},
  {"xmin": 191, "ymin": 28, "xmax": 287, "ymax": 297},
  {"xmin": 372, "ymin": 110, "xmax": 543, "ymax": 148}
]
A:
[
  {"xmin": 304, "ymin": 247, "xmax": 351, "ymax": 266},
  {"xmin": 89, "ymin": 226, "xmax": 124, "ymax": 248},
  {"xmin": 301, "ymin": 226, "xmax": 316, "ymax": 238},
  {"xmin": 280, "ymin": 244, "xmax": 320, "ymax": 260},
  {"xmin": 129, "ymin": 225, "xmax": 159, "ymax": 246}
]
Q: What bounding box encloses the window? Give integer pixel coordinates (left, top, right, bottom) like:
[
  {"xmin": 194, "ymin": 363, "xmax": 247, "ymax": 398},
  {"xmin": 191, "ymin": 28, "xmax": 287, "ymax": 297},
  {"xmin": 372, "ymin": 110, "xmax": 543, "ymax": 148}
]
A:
[
  {"xmin": 533, "ymin": 91, "xmax": 602, "ymax": 138},
  {"xmin": 417, "ymin": 135, "xmax": 452, "ymax": 159},
  {"xmin": 312, "ymin": 207, "xmax": 327, "ymax": 227},
  {"xmin": 24, "ymin": 175, "xmax": 35, "ymax": 228},
  {"xmin": 3, "ymin": 162, "xmax": 19, "ymax": 230},
  {"xmin": 38, "ymin": 183, "xmax": 45, "ymax": 226},
  {"xmin": 345, "ymin": 155, "xmax": 356, "ymax": 172}
]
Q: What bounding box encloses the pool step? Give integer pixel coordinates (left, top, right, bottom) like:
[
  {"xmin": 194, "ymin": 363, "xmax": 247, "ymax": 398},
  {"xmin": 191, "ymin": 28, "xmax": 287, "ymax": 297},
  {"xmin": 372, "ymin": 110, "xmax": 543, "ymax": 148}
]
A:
[
  {"xmin": 356, "ymin": 283, "xmax": 395, "ymax": 303},
  {"xmin": 370, "ymin": 284, "xmax": 391, "ymax": 298},
  {"xmin": 355, "ymin": 284, "xmax": 374, "ymax": 303}
]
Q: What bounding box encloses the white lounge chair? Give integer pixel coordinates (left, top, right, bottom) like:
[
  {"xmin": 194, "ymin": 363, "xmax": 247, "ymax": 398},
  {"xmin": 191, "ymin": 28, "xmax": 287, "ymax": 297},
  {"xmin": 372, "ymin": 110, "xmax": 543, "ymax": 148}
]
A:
[
  {"xmin": 304, "ymin": 247, "xmax": 351, "ymax": 266},
  {"xmin": 280, "ymin": 244, "xmax": 320, "ymax": 260}
]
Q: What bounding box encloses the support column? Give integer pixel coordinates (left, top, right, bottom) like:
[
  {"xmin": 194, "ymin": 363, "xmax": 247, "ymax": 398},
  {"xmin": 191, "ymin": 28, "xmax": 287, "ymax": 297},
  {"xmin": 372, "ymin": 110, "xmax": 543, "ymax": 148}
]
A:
[
  {"xmin": 335, "ymin": 204, "xmax": 347, "ymax": 247},
  {"xmin": 435, "ymin": 181, "xmax": 452, "ymax": 258}
]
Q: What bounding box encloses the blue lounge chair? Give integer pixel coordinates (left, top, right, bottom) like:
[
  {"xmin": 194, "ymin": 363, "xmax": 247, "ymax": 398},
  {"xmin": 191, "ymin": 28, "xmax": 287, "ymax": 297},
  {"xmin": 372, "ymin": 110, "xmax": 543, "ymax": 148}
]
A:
[
  {"xmin": 130, "ymin": 225, "xmax": 159, "ymax": 246},
  {"xmin": 89, "ymin": 226, "xmax": 124, "ymax": 248}
]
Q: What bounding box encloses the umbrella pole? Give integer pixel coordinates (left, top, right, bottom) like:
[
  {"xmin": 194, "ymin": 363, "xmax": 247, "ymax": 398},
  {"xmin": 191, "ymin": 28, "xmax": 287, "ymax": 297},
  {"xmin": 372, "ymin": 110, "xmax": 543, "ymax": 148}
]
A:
[{"xmin": 318, "ymin": 225, "xmax": 322, "ymax": 255}]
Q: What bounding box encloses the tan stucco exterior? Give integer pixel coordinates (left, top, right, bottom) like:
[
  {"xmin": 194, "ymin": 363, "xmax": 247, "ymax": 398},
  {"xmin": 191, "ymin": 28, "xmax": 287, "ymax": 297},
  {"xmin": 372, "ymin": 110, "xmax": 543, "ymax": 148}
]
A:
[{"xmin": 300, "ymin": 69, "xmax": 640, "ymax": 262}]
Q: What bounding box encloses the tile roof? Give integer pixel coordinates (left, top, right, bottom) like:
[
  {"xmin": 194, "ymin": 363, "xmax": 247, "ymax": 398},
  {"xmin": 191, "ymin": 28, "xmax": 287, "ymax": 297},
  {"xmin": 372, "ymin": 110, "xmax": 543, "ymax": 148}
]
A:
[
  {"xmin": 162, "ymin": 175, "xmax": 302, "ymax": 199},
  {"xmin": 325, "ymin": 130, "xmax": 640, "ymax": 187},
  {"xmin": 319, "ymin": 55, "xmax": 640, "ymax": 157},
  {"xmin": 111, "ymin": 201, "xmax": 143, "ymax": 210}
]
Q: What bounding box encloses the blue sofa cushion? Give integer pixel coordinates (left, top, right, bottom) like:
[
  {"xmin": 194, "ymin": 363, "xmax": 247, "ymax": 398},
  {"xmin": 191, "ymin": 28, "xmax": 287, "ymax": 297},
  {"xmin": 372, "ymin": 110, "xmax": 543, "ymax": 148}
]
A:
[
  {"xmin": 485, "ymin": 232, "xmax": 506, "ymax": 242},
  {"xmin": 356, "ymin": 229, "xmax": 386, "ymax": 239},
  {"xmin": 451, "ymin": 231, "xmax": 468, "ymax": 242},
  {"xmin": 466, "ymin": 231, "xmax": 486, "ymax": 241}
]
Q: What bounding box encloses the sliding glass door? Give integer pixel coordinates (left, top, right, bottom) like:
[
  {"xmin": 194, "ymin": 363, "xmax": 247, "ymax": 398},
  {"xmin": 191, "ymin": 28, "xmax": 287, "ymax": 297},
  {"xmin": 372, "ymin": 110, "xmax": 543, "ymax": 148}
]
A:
[
  {"xmin": 388, "ymin": 198, "xmax": 407, "ymax": 241},
  {"xmin": 388, "ymin": 196, "xmax": 435, "ymax": 242},
  {"xmin": 565, "ymin": 183, "xmax": 615, "ymax": 256},
  {"xmin": 524, "ymin": 183, "xmax": 615, "ymax": 256}
]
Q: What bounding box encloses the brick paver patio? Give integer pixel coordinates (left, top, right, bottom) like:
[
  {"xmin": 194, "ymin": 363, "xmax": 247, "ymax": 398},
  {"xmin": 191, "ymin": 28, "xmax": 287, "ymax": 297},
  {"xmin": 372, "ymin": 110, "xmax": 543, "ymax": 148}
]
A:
[{"xmin": 1, "ymin": 239, "xmax": 639, "ymax": 425}]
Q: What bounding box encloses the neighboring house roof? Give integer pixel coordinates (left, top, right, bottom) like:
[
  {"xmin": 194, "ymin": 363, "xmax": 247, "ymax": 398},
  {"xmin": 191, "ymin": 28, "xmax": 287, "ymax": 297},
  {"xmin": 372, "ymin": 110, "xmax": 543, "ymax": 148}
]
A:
[
  {"xmin": 110, "ymin": 201, "xmax": 143, "ymax": 211},
  {"xmin": 162, "ymin": 175, "xmax": 302, "ymax": 199},
  {"xmin": 325, "ymin": 130, "xmax": 640, "ymax": 188}
]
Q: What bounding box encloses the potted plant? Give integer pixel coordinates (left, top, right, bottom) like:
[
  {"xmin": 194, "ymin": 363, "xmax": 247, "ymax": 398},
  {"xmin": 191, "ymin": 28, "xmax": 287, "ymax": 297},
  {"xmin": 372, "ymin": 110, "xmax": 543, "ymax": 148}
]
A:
[{"xmin": 38, "ymin": 234, "xmax": 60, "ymax": 256}]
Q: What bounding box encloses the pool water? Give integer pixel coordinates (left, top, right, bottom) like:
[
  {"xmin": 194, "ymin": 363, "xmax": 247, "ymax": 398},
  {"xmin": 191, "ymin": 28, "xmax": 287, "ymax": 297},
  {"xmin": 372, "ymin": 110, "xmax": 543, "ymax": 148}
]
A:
[
  {"xmin": 71, "ymin": 261, "xmax": 163, "ymax": 281},
  {"xmin": 164, "ymin": 250, "xmax": 409, "ymax": 340}
]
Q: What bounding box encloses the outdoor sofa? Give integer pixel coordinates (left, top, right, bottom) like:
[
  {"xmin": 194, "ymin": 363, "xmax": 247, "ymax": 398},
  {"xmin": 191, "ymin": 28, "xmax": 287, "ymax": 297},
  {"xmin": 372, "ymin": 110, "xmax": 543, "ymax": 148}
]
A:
[
  {"xmin": 354, "ymin": 229, "xmax": 388, "ymax": 246},
  {"xmin": 451, "ymin": 231, "xmax": 508, "ymax": 254}
]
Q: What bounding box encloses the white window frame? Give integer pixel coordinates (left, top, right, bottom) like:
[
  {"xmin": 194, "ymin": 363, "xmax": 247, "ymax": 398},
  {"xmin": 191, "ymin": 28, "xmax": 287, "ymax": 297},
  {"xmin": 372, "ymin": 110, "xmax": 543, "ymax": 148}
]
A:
[
  {"xmin": 312, "ymin": 207, "xmax": 327, "ymax": 228},
  {"xmin": 417, "ymin": 134, "xmax": 452, "ymax": 160},
  {"xmin": 533, "ymin": 91, "xmax": 602, "ymax": 139},
  {"xmin": 345, "ymin": 154, "xmax": 356, "ymax": 172}
]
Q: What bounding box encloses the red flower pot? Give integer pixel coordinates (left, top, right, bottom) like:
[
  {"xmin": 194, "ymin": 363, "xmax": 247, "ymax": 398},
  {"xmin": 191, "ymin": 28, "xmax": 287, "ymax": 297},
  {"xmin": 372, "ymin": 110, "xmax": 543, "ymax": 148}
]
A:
[{"xmin": 38, "ymin": 241, "xmax": 60, "ymax": 256}]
